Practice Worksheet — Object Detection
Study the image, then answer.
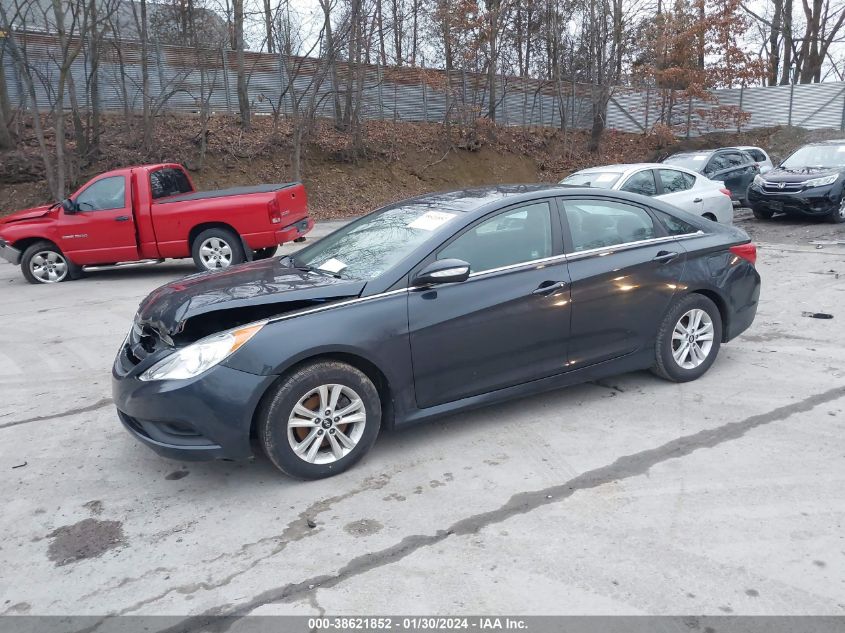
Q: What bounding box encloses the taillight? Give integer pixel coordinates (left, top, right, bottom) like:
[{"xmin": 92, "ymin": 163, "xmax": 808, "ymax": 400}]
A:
[
  {"xmin": 719, "ymin": 188, "xmax": 732, "ymax": 197},
  {"xmin": 730, "ymin": 243, "xmax": 757, "ymax": 266},
  {"xmin": 268, "ymin": 198, "xmax": 281, "ymax": 224}
]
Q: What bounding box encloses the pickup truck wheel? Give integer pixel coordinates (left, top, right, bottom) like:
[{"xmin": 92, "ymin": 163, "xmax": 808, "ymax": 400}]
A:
[
  {"xmin": 21, "ymin": 241, "xmax": 72, "ymax": 285},
  {"xmin": 253, "ymin": 246, "xmax": 277, "ymax": 260},
  {"xmin": 192, "ymin": 228, "xmax": 245, "ymax": 271}
]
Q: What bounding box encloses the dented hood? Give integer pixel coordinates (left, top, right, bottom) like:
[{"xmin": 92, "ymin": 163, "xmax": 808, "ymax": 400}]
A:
[
  {"xmin": 0, "ymin": 204, "xmax": 56, "ymax": 224},
  {"xmin": 136, "ymin": 257, "xmax": 366, "ymax": 338}
]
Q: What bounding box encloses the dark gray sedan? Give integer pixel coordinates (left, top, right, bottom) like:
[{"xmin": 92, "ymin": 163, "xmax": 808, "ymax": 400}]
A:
[{"xmin": 113, "ymin": 186, "xmax": 761, "ymax": 479}]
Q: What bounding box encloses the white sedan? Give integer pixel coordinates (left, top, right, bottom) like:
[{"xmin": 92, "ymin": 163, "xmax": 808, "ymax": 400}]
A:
[{"xmin": 560, "ymin": 163, "xmax": 734, "ymax": 224}]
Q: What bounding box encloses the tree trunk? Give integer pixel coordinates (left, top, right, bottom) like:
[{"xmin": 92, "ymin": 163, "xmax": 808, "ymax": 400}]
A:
[
  {"xmin": 234, "ymin": 0, "xmax": 250, "ymax": 128},
  {"xmin": 88, "ymin": 0, "xmax": 101, "ymax": 157},
  {"xmin": 264, "ymin": 0, "xmax": 275, "ymax": 53},
  {"xmin": 0, "ymin": 56, "xmax": 14, "ymax": 149},
  {"xmin": 780, "ymin": 0, "xmax": 793, "ymax": 84}
]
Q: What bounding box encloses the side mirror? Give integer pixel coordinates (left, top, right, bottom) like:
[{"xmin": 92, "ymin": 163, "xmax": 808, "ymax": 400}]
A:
[
  {"xmin": 413, "ymin": 259, "xmax": 471, "ymax": 286},
  {"xmin": 61, "ymin": 198, "xmax": 78, "ymax": 214}
]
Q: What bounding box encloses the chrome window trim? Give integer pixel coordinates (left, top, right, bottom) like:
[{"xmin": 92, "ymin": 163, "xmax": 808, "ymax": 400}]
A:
[{"xmin": 264, "ymin": 230, "xmax": 704, "ymax": 325}]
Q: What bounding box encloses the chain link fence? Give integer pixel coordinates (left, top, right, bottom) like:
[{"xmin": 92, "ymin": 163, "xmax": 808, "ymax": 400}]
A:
[{"xmin": 3, "ymin": 30, "xmax": 845, "ymax": 136}]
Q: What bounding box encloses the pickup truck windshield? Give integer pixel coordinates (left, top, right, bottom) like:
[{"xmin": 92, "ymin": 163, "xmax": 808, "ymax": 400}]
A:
[{"xmin": 293, "ymin": 205, "xmax": 461, "ymax": 280}]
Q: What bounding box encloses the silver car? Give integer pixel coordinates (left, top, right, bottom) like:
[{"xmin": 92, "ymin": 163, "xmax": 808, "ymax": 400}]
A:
[{"xmin": 561, "ymin": 163, "xmax": 734, "ymax": 224}]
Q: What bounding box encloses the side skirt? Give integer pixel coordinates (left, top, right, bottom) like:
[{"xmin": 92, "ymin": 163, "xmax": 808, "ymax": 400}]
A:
[{"xmin": 395, "ymin": 349, "xmax": 654, "ymax": 429}]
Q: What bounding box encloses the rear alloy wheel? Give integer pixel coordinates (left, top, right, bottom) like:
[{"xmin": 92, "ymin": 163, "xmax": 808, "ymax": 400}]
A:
[
  {"xmin": 652, "ymin": 294, "xmax": 723, "ymax": 382},
  {"xmin": 21, "ymin": 241, "xmax": 72, "ymax": 285},
  {"xmin": 752, "ymin": 206, "xmax": 774, "ymax": 220},
  {"xmin": 191, "ymin": 228, "xmax": 245, "ymax": 271},
  {"xmin": 258, "ymin": 361, "xmax": 381, "ymax": 479},
  {"xmin": 828, "ymin": 197, "xmax": 845, "ymax": 224}
]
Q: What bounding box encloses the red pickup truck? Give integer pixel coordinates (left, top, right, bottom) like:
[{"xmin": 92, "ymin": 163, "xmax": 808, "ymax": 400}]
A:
[{"xmin": 0, "ymin": 163, "xmax": 313, "ymax": 284}]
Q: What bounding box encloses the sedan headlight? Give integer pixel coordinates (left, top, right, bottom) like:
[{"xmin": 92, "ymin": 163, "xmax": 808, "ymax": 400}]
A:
[
  {"xmin": 139, "ymin": 321, "xmax": 267, "ymax": 381},
  {"xmin": 753, "ymin": 174, "xmax": 765, "ymax": 187},
  {"xmin": 803, "ymin": 174, "xmax": 839, "ymax": 188}
]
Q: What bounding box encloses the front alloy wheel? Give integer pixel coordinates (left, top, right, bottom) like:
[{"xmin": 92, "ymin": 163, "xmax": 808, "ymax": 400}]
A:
[
  {"xmin": 287, "ymin": 384, "xmax": 367, "ymax": 464},
  {"xmin": 30, "ymin": 250, "xmax": 68, "ymax": 283},
  {"xmin": 258, "ymin": 360, "xmax": 381, "ymax": 479},
  {"xmin": 830, "ymin": 197, "xmax": 845, "ymax": 224}
]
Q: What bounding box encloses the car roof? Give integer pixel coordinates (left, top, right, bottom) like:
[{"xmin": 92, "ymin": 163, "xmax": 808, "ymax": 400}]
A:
[
  {"xmin": 569, "ymin": 163, "xmax": 701, "ymax": 177},
  {"xmin": 734, "ymin": 145, "xmax": 767, "ymax": 152},
  {"xmin": 809, "ymin": 139, "xmax": 845, "ymax": 145},
  {"xmin": 387, "ymin": 184, "xmax": 567, "ymax": 214}
]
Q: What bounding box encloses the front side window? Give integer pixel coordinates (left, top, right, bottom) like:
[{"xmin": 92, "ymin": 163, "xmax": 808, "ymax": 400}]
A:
[
  {"xmin": 75, "ymin": 176, "xmax": 126, "ymax": 212},
  {"xmin": 746, "ymin": 149, "xmax": 766, "ymax": 162},
  {"xmin": 725, "ymin": 152, "xmax": 747, "ymax": 167},
  {"xmin": 620, "ymin": 170, "xmax": 657, "ymax": 196},
  {"xmin": 659, "ymin": 169, "xmax": 695, "ymax": 193},
  {"xmin": 438, "ymin": 202, "xmax": 552, "ymax": 273},
  {"xmin": 151, "ymin": 168, "xmax": 192, "ymax": 199},
  {"xmin": 705, "ymin": 154, "xmax": 730, "ymax": 175},
  {"xmin": 563, "ymin": 200, "xmax": 656, "ymax": 252}
]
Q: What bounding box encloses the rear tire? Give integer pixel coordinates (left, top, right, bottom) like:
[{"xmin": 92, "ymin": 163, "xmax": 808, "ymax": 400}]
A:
[
  {"xmin": 652, "ymin": 294, "xmax": 723, "ymax": 383},
  {"xmin": 253, "ymin": 246, "xmax": 278, "ymax": 260},
  {"xmin": 191, "ymin": 228, "xmax": 245, "ymax": 271},
  {"xmin": 752, "ymin": 206, "xmax": 774, "ymax": 220},
  {"xmin": 20, "ymin": 241, "xmax": 76, "ymax": 285},
  {"xmin": 257, "ymin": 361, "xmax": 382, "ymax": 479},
  {"xmin": 827, "ymin": 198, "xmax": 845, "ymax": 224}
]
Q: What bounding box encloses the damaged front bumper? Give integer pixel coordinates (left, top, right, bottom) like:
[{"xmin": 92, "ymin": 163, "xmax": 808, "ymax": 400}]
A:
[
  {"xmin": 112, "ymin": 338, "xmax": 277, "ymax": 461},
  {"xmin": 0, "ymin": 238, "xmax": 21, "ymax": 265}
]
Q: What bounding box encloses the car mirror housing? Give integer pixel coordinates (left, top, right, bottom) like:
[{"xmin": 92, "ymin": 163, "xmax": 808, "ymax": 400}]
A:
[
  {"xmin": 413, "ymin": 259, "xmax": 471, "ymax": 286},
  {"xmin": 61, "ymin": 198, "xmax": 78, "ymax": 214}
]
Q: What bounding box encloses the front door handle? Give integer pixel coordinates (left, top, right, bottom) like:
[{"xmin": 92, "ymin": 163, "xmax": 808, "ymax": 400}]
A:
[
  {"xmin": 653, "ymin": 250, "xmax": 679, "ymax": 264},
  {"xmin": 693, "ymin": 197, "xmax": 703, "ymax": 203},
  {"xmin": 115, "ymin": 215, "xmax": 130, "ymax": 222},
  {"xmin": 532, "ymin": 280, "xmax": 568, "ymax": 295}
]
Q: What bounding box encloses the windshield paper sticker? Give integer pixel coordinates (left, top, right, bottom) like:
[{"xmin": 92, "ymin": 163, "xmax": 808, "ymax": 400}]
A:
[
  {"xmin": 692, "ymin": 155, "xmax": 707, "ymax": 161},
  {"xmin": 594, "ymin": 173, "xmax": 617, "ymax": 182},
  {"xmin": 408, "ymin": 211, "xmax": 456, "ymax": 231},
  {"xmin": 318, "ymin": 258, "xmax": 347, "ymax": 273}
]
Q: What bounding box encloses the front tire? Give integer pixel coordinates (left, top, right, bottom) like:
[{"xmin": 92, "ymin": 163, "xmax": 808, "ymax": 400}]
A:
[
  {"xmin": 828, "ymin": 198, "xmax": 845, "ymax": 224},
  {"xmin": 20, "ymin": 241, "xmax": 75, "ymax": 284},
  {"xmin": 257, "ymin": 361, "xmax": 382, "ymax": 479},
  {"xmin": 652, "ymin": 294, "xmax": 723, "ymax": 383},
  {"xmin": 191, "ymin": 228, "xmax": 245, "ymax": 271},
  {"xmin": 752, "ymin": 206, "xmax": 774, "ymax": 220}
]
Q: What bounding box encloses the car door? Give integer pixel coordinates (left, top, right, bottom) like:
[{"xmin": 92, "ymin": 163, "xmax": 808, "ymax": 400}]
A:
[
  {"xmin": 408, "ymin": 200, "xmax": 572, "ymax": 409},
  {"xmin": 656, "ymin": 168, "xmax": 701, "ymax": 215},
  {"xmin": 559, "ymin": 197, "xmax": 687, "ymax": 368},
  {"xmin": 58, "ymin": 174, "xmax": 139, "ymax": 265},
  {"xmin": 618, "ymin": 169, "xmax": 658, "ymax": 197},
  {"xmin": 706, "ymin": 152, "xmax": 749, "ymax": 199}
]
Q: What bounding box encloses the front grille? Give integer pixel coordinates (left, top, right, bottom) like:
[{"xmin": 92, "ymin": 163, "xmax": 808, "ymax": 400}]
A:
[
  {"xmin": 125, "ymin": 322, "xmax": 164, "ymax": 365},
  {"xmin": 762, "ymin": 181, "xmax": 804, "ymax": 193}
]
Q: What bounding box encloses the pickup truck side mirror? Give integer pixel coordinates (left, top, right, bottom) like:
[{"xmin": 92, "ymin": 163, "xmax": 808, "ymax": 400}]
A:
[
  {"xmin": 413, "ymin": 259, "xmax": 471, "ymax": 286},
  {"xmin": 61, "ymin": 198, "xmax": 78, "ymax": 214}
]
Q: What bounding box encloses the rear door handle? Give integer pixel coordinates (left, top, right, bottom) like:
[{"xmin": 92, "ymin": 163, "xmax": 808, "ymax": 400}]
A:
[
  {"xmin": 532, "ymin": 280, "xmax": 568, "ymax": 295},
  {"xmin": 115, "ymin": 215, "xmax": 130, "ymax": 222},
  {"xmin": 653, "ymin": 250, "xmax": 679, "ymax": 264}
]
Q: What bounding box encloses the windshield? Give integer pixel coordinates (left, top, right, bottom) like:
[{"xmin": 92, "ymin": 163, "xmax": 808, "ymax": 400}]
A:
[
  {"xmin": 292, "ymin": 204, "xmax": 461, "ymax": 280},
  {"xmin": 663, "ymin": 153, "xmax": 711, "ymax": 170},
  {"xmin": 561, "ymin": 172, "xmax": 622, "ymax": 189},
  {"xmin": 781, "ymin": 145, "xmax": 845, "ymax": 169}
]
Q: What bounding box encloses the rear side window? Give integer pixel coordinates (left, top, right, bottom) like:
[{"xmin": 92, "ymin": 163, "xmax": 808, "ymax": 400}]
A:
[
  {"xmin": 620, "ymin": 170, "xmax": 657, "ymax": 196},
  {"xmin": 438, "ymin": 202, "xmax": 552, "ymax": 273},
  {"xmin": 150, "ymin": 168, "xmax": 193, "ymax": 199},
  {"xmin": 659, "ymin": 169, "xmax": 695, "ymax": 193},
  {"xmin": 654, "ymin": 210, "xmax": 699, "ymax": 236},
  {"xmin": 563, "ymin": 200, "xmax": 656, "ymax": 251}
]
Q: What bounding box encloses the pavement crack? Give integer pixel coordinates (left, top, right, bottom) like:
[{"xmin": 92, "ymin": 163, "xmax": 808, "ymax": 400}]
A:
[
  {"xmin": 151, "ymin": 383, "xmax": 845, "ymax": 633},
  {"xmin": 0, "ymin": 398, "xmax": 114, "ymax": 430}
]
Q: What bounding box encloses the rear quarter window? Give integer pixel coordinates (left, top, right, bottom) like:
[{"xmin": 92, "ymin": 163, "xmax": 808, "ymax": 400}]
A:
[{"xmin": 150, "ymin": 168, "xmax": 193, "ymax": 199}]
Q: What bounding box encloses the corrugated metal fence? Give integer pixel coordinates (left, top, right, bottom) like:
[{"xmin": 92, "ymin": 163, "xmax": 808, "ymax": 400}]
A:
[{"xmin": 3, "ymin": 31, "xmax": 845, "ymax": 135}]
